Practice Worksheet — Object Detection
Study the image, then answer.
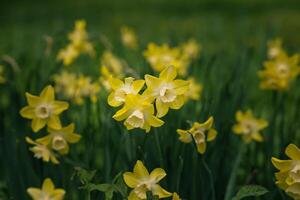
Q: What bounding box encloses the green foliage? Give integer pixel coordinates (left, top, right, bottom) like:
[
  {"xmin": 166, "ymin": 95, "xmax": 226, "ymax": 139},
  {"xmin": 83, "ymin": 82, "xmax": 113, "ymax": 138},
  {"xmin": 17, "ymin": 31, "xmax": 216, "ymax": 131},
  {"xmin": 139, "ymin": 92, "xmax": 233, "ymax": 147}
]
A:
[{"xmin": 232, "ymin": 185, "xmax": 269, "ymax": 200}]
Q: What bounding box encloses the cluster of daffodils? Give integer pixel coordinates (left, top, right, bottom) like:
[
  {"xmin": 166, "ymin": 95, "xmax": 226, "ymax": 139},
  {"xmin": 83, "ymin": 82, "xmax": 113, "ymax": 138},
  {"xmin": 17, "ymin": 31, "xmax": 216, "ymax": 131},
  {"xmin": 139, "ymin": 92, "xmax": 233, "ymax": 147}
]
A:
[
  {"xmin": 232, "ymin": 110, "xmax": 268, "ymax": 143},
  {"xmin": 120, "ymin": 26, "xmax": 138, "ymax": 50},
  {"xmin": 143, "ymin": 39, "xmax": 201, "ymax": 76},
  {"xmin": 0, "ymin": 65, "xmax": 6, "ymax": 84},
  {"xmin": 123, "ymin": 160, "xmax": 181, "ymax": 200},
  {"xmin": 107, "ymin": 66, "xmax": 189, "ymax": 132},
  {"xmin": 27, "ymin": 178, "xmax": 65, "ymax": 200},
  {"xmin": 272, "ymin": 144, "xmax": 300, "ymax": 199},
  {"xmin": 177, "ymin": 116, "xmax": 217, "ymax": 154},
  {"xmin": 258, "ymin": 38, "xmax": 300, "ymax": 91},
  {"xmin": 53, "ymin": 70, "xmax": 100, "ymax": 105},
  {"xmin": 57, "ymin": 20, "xmax": 94, "ymax": 66},
  {"xmin": 20, "ymin": 85, "xmax": 81, "ymax": 164}
]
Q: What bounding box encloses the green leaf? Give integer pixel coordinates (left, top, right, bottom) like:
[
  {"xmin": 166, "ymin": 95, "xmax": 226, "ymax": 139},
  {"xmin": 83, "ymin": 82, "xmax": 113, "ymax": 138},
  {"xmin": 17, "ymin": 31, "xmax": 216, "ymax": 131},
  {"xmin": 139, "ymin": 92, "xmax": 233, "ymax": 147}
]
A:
[
  {"xmin": 232, "ymin": 185, "xmax": 268, "ymax": 200},
  {"xmin": 74, "ymin": 167, "xmax": 97, "ymax": 185},
  {"xmin": 88, "ymin": 183, "xmax": 116, "ymax": 200}
]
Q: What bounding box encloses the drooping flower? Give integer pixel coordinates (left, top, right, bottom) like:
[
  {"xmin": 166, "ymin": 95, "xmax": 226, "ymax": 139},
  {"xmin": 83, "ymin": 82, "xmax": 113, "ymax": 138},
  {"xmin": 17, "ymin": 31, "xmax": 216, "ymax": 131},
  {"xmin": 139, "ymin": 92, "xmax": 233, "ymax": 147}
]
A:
[
  {"xmin": 184, "ymin": 77, "xmax": 203, "ymax": 101},
  {"xmin": 113, "ymin": 94, "xmax": 164, "ymax": 132},
  {"xmin": 258, "ymin": 53, "xmax": 300, "ymax": 91},
  {"xmin": 27, "ymin": 178, "xmax": 65, "ymax": 200},
  {"xmin": 272, "ymin": 144, "xmax": 300, "ymax": 199},
  {"xmin": 180, "ymin": 39, "xmax": 201, "ymax": 60},
  {"xmin": 232, "ymin": 110, "xmax": 268, "ymax": 143},
  {"xmin": 123, "ymin": 160, "xmax": 172, "ymax": 200},
  {"xmin": 20, "ymin": 85, "xmax": 69, "ymax": 132},
  {"xmin": 143, "ymin": 43, "xmax": 190, "ymax": 76},
  {"xmin": 177, "ymin": 116, "xmax": 217, "ymax": 154},
  {"xmin": 37, "ymin": 123, "xmax": 81, "ymax": 155},
  {"xmin": 267, "ymin": 38, "xmax": 284, "ymax": 59},
  {"xmin": 108, "ymin": 77, "xmax": 145, "ymax": 107},
  {"xmin": 120, "ymin": 26, "xmax": 138, "ymax": 50},
  {"xmin": 144, "ymin": 66, "xmax": 189, "ymax": 118},
  {"xmin": 26, "ymin": 137, "xmax": 59, "ymax": 164}
]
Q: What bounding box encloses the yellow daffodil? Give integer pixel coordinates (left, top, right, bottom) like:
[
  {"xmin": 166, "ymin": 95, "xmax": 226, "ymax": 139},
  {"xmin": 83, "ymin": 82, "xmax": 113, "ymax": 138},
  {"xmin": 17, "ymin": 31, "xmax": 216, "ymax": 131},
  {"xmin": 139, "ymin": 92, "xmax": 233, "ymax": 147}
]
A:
[
  {"xmin": 232, "ymin": 110, "xmax": 268, "ymax": 143},
  {"xmin": 113, "ymin": 94, "xmax": 164, "ymax": 133},
  {"xmin": 184, "ymin": 77, "xmax": 203, "ymax": 101},
  {"xmin": 108, "ymin": 77, "xmax": 145, "ymax": 107},
  {"xmin": 0, "ymin": 65, "xmax": 6, "ymax": 84},
  {"xmin": 144, "ymin": 66, "xmax": 189, "ymax": 118},
  {"xmin": 272, "ymin": 144, "xmax": 300, "ymax": 199},
  {"xmin": 267, "ymin": 38, "xmax": 284, "ymax": 59},
  {"xmin": 57, "ymin": 19, "xmax": 94, "ymax": 66},
  {"xmin": 121, "ymin": 26, "xmax": 138, "ymax": 49},
  {"xmin": 27, "ymin": 178, "xmax": 65, "ymax": 200},
  {"xmin": 20, "ymin": 85, "xmax": 69, "ymax": 132},
  {"xmin": 143, "ymin": 43, "xmax": 190, "ymax": 76},
  {"xmin": 37, "ymin": 123, "xmax": 81, "ymax": 155},
  {"xmin": 258, "ymin": 53, "xmax": 300, "ymax": 91},
  {"xmin": 172, "ymin": 193, "xmax": 181, "ymax": 200},
  {"xmin": 177, "ymin": 116, "xmax": 217, "ymax": 154},
  {"xmin": 101, "ymin": 51, "xmax": 124, "ymax": 75},
  {"xmin": 123, "ymin": 160, "xmax": 172, "ymax": 200},
  {"xmin": 26, "ymin": 137, "xmax": 59, "ymax": 164},
  {"xmin": 99, "ymin": 66, "xmax": 114, "ymax": 91},
  {"xmin": 181, "ymin": 39, "xmax": 201, "ymax": 60}
]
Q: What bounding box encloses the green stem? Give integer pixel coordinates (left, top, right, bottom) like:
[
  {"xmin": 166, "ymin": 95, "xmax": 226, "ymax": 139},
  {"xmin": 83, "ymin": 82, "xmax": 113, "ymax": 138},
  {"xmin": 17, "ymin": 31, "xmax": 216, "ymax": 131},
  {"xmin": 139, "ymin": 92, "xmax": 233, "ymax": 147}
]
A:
[
  {"xmin": 224, "ymin": 142, "xmax": 246, "ymax": 200},
  {"xmin": 154, "ymin": 129, "xmax": 164, "ymax": 168},
  {"xmin": 201, "ymin": 157, "xmax": 216, "ymax": 200}
]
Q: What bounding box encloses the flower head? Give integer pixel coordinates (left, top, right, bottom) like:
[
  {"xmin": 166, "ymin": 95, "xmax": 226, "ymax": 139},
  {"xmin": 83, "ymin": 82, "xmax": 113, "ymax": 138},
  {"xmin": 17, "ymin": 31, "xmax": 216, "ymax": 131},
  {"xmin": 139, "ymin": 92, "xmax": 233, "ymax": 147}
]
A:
[
  {"xmin": 101, "ymin": 51, "xmax": 124, "ymax": 76},
  {"xmin": 143, "ymin": 43, "xmax": 190, "ymax": 76},
  {"xmin": 258, "ymin": 53, "xmax": 300, "ymax": 91},
  {"xmin": 180, "ymin": 39, "xmax": 201, "ymax": 60},
  {"xmin": 232, "ymin": 110, "xmax": 268, "ymax": 143},
  {"xmin": 26, "ymin": 137, "xmax": 59, "ymax": 164},
  {"xmin": 20, "ymin": 85, "xmax": 69, "ymax": 132},
  {"xmin": 121, "ymin": 26, "xmax": 138, "ymax": 49},
  {"xmin": 144, "ymin": 66, "xmax": 189, "ymax": 117},
  {"xmin": 27, "ymin": 178, "xmax": 65, "ymax": 200},
  {"xmin": 177, "ymin": 116, "xmax": 217, "ymax": 154},
  {"xmin": 37, "ymin": 123, "xmax": 81, "ymax": 155},
  {"xmin": 123, "ymin": 160, "xmax": 172, "ymax": 200},
  {"xmin": 112, "ymin": 94, "xmax": 164, "ymax": 132},
  {"xmin": 108, "ymin": 77, "xmax": 145, "ymax": 107},
  {"xmin": 272, "ymin": 144, "xmax": 300, "ymax": 199},
  {"xmin": 184, "ymin": 77, "xmax": 203, "ymax": 101}
]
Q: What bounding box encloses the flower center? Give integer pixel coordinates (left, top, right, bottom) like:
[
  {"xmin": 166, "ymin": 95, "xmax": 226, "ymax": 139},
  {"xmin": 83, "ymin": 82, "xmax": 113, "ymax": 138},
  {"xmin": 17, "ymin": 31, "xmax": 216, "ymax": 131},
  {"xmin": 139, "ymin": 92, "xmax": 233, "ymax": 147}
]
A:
[
  {"xmin": 287, "ymin": 163, "xmax": 300, "ymax": 185},
  {"xmin": 52, "ymin": 135, "xmax": 67, "ymax": 151},
  {"xmin": 159, "ymin": 85, "xmax": 176, "ymax": 103},
  {"xmin": 125, "ymin": 110, "xmax": 145, "ymax": 128},
  {"xmin": 276, "ymin": 62, "xmax": 289, "ymax": 76},
  {"xmin": 35, "ymin": 104, "xmax": 52, "ymax": 119},
  {"xmin": 192, "ymin": 129, "xmax": 206, "ymax": 144}
]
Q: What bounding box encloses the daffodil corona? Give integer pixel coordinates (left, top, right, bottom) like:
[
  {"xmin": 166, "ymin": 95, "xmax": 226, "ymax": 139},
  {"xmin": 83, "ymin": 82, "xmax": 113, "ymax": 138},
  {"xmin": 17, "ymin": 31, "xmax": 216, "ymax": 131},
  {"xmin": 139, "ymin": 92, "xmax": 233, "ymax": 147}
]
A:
[
  {"xmin": 27, "ymin": 178, "xmax": 65, "ymax": 200},
  {"xmin": 123, "ymin": 160, "xmax": 172, "ymax": 200},
  {"xmin": 20, "ymin": 85, "xmax": 69, "ymax": 132}
]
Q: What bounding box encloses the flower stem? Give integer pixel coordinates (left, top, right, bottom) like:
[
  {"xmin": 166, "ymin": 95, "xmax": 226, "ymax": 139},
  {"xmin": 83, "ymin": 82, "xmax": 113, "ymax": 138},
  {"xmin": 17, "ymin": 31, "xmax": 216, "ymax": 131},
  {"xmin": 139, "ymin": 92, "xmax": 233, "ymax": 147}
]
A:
[{"xmin": 201, "ymin": 157, "xmax": 216, "ymax": 200}]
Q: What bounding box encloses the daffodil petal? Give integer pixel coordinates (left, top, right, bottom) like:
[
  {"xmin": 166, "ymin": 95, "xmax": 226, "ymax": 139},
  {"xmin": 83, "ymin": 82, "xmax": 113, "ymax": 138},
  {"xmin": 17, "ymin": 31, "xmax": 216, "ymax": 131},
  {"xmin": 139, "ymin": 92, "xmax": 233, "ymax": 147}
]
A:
[
  {"xmin": 40, "ymin": 85, "xmax": 55, "ymax": 102},
  {"xmin": 207, "ymin": 129, "xmax": 217, "ymax": 142},
  {"xmin": 42, "ymin": 178, "xmax": 55, "ymax": 193},
  {"xmin": 31, "ymin": 118, "xmax": 47, "ymax": 132},
  {"xmin": 27, "ymin": 188, "xmax": 42, "ymax": 199},
  {"xmin": 152, "ymin": 184, "xmax": 172, "ymax": 198},
  {"xmin": 132, "ymin": 80, "xmax": 145, "ymax": 93},
  {"xmin": 271, "ymin": 157, "xmax": 293, "ymax": 171},
  {"xmin": 197, "ymin": 142, "xmax": 206, "ymax": 154},
  {"xmin": 149, "ymin": 168, "xmax": 166, "ymax": 183},
  {"xmin": 25, "ymin": 93, "xmax": 40, "ymax": 106},
  {"xmin": 285, "ymin": 144, "xmax": 300, "ymax": 160},
  {"xmin": 170, "ymin": 95, "xmax": 184, "ymax": 109},
  {"xmin": 52, "ymin": 101, "xmax": 69, "ymax": 115},
  {"xmin": 48, "ymin": 115, "xmax": 62, "ymax": 130},
  {"xmin": 20, "ymin": 106, "xmax": 35, "ymax": 119},
  {"xmin": 123, "ymin": 172, "xmax": 139, "ymax": 188},
  {"xmin": 156, "ymin": 99, "xmax": 169, "ymax": 118},
  {"xmin": 133, "ymin": 160, "xmax": 149, "ymax": 178},
  {"xmin": 159, "ymin": 66, "xmax": 177, "ymax": 81}
]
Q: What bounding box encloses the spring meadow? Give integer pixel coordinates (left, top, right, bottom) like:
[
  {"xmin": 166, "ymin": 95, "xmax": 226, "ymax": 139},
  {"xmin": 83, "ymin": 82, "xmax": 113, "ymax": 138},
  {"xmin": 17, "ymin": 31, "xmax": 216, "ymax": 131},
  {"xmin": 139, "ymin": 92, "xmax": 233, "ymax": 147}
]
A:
[{"xmin": 1, "ymin": 0, "xmax": 300, "ymax": 199}]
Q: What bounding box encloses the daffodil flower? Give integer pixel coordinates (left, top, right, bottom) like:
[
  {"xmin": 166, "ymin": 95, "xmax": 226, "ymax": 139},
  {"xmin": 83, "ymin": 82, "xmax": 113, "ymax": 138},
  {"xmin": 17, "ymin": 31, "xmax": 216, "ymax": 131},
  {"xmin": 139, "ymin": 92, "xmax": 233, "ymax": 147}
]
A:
[
  {"xmin": 267, "ymin": 38, "xmax": 284, "ymax": 59},
  {"xmin": 101, "ymin": 51, "xmax": 124, "ymax": 75},
  {"xmin": 121, "ymin": 26, "xmax": 138, "ymax": 49},
  {"xmin": 123, "ymin": 160, "xmax": 172, "ymax": 200},
  {"xmin": 113, "ymin": 94, "xmax": 164, "ymax": 132},
  {"xmin": 144, "ymin": 66, "xmax": 189, "ymax": 118},
  {"xmin": 37, "ymin": 123, "xmax": 81, "ymax": 155},
  {"xmin": 172, "ymin": 193, "xmax": 181, "ymax": 200},
  {"xmin": 272, "ymin": 144, "xmax": 300, "ymax": 199},
  {"xmin": 184, "ymin": 77, "xmax": 203, "ymax": 101},
  {"xmin": 232, "ymin": 110, "xmax": 268, "ymax": 143},
  {"xmin": 108, "ymin": 77, "xmax": 145, "ymax": 107},
  {"xmin": 177, "ymin": 117, "xmax": 217, "ymax": 154},
  {"xmin": 57, "ymin": 44, "xmax": 79, "ymax": 66},
  {"xmin": 258, "ymin": 53, "xmax": 300, "ymax": 91},
  {"xmin": 25, "ymin": 137, "xmax": 59, "ymax": 164},
  {"xmin": 180, "ymin": 38, "xmax": 201, "ymax": 60},
  {"xmin": 27, "ymin": 178, "xmax": 65, "ymax": 200},
  {"xmin": 20, "ymin": 85, "xmax": 69, "ymax": 132}
]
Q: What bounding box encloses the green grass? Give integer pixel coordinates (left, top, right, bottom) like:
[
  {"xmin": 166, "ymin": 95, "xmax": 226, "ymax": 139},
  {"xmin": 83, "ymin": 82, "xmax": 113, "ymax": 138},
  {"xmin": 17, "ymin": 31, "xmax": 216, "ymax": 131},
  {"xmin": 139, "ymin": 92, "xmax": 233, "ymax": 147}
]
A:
[{"xmin": 1, "ymin": 0, "xmax": 300, "ymax": 199}]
